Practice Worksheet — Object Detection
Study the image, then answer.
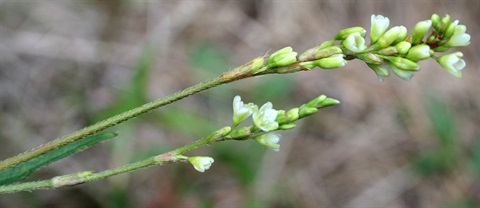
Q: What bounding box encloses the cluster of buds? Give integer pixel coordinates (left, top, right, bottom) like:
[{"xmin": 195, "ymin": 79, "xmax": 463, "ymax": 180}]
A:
[
  {"xmin": 332, "ymin": 14, "xmax": 470, "ymax": 80},
  {"xmin": 257, "ymin": 14, "xmax": 469, "ymax": 80},
  {"xmin": 231, "ymin": 95, "xmax": 339, "ymax": 152},
  {"xmin": 186, "ymin": 14, "xmax": 469, "ymax": 173}
]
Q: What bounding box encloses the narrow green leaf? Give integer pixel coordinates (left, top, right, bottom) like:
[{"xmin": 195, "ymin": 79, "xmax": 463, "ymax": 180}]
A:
[{"xmin": 0, "ymin": 132, "xmax": 117, "ymax": 185}]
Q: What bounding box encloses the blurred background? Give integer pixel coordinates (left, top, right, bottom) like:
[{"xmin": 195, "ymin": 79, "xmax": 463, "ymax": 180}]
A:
[{"xmin": 0, "ymin": 0, "xmax": 479, "ymax": 207}]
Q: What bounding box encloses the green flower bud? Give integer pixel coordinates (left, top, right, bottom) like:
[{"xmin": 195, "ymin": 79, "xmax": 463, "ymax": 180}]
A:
[
  {"xmin": 440, "ymin": 14, "xmax": 451, "ymax": 33},
  {"xmin": 395, "ymin": 41, "xmax": 411, "ymax": 55},
  {"xmin": 431, "ymin": 14, "xmax": 441, "ymax": 30},
  {"xmin": 230, "ymin": 126, "xmax": 252, "ymax": 140},
  {"xmin": 390, "ymin": 63, "xmax": 415, "ymax": 81},
  {"xmin": 370, "ymin": 14, "xmax": 390, "ymax": 44},
  {"xmin": 367, "ymin": 63, "xmax": 390, "ymax": 80},
  {"xmin": 436, "ymin": 52, "xmax": 465, "ymax": 78},
  {"xmin": 387, "ymin": 56, "xmax": 420, "ymax": 71},
  {"xmin": 279, "ymin": 123, "xmax": 296, "ymax": 130},
  {"xmin": 406, "ymin": 44, "xmax": 432, "ymax": 61},
  {"xmin": 299, "ymin": 106, "xmax": 318, "ymax": 118},
  {"xmin": 285, "ymin": 108, "xmax": 299, "ymax": 123},
  {"xmin": 305, "ymin": 95, "xmax": 327, "ymax": 108},
  {"xmin": 378, "ymin": 46, "xmax": 398, "ymax": 56},
  {"xmin": 275, "ymin": 110, "xmax": 287, "ymax": 123},
  {"xmin": 250, "ymin": 57, "xmax": 266, "ymax": 74},
  {"xmin": 319, "ymin": 40, "xmax": 335, "ymax": 49},
  {"xmin": 315, "ymin": 46, "xmax": 343, "ymax": 59},
  {"xmin": 321, "ymin": 97, "xmax": 341, "ymax": 107},
  {"xmin": 356, "ymin": 53, "xmax": 383, "ymax": 64},
  {"xmin": 392, "ymin": 26, "xmax": 408, "ymax": 45},
  {"xmin": 411, "ymin": 20, "xmax": 432, "ymax": 44},
  {"xmin": 298, "ymin": 45, "xmax": 342, "ymax": 62},
  {"xmin": 267, "ymin": 47, "xmax": 298, "ymax": 68},
  {"xmin": 433, "ymin": 46, "xmax": 449, "ymax": 52},
  {"xmin": 299, "ymin": 61, "xmax": 317, "ymax": 70},
  {"xmin": 334, "ymin": 26, "xmax": 366, "ymax": 40},
  {"xmin": 343, "ymin": 32, "xmax": 367, "ymax": 52},
  {"xmin": 304, "ymin": 95, "xmax": 340, "ymax": 109},
  {"xmin": 314, "ymin": 54, "xmax": 347, "ymax": 69},
  {"xmin": 444, "ymin": 20, "xmax": 458, "ymax": 39},
  {"xmin": 375, "ymin": 26, "xmax": 402, "ymax": 49}
]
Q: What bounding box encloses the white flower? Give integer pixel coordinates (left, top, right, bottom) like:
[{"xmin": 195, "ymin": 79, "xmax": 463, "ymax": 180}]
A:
[
  {"xmin": 253, "ymin": 102, "xmax": 278, "ymax": 132},
  {"xmin": 232, "ymin": 95, "xmax": 257, "ymax": 126},
  {"xmin": 343, "ymin": 32, "xmax": 367, "ymax": 53},
  {"xmin": 255, "ymin": 133, "xmax": 281, "ymax": 151},
  {"xmin": 436, "ymin": 52, "xmax": 466, "ymax": 78},
  {"xmin": 444, "ymin": 25, "xmax": 471, "ymax": 47},
  {"xmin": 188, "ymin": 156, "xmax": 214, "ymax": 173},
  {"xmin": 370, "ymin": 14, "xmax": 390, "ymax": 44}
]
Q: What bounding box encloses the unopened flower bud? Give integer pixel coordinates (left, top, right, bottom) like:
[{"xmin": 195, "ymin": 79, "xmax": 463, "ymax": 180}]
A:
[
  {"xmin": 411, "ymin": 20, "xmax": 432, "ymax": 44},
  {"xmin": 299, "ymin": 107, "xmax": 318, "ymax": 118},
  {"xmin": 433, "ymin": 46, "xmax": 449, "ymax": 52},
  {"xmin": 440, "ymin": 15, "xmax": 451, "ymax": 33},
  {"xmin": 406, "ymin": 44, "xmax": 433, "ymax": 61},
  {"xmin": 303, "ymin": 95, "xmax": 340, "ymax": 109},
  {"xmin": 367, "ymin": 63, "xmax": 390, "ymax": 80},
  {"xmin": 387, "ymin": 56, "xmax": 420, "ymax": 71},
  {"xmin": 334, "ymin": 26, "xmax": 366, "ymax": 40},
  {"xmin": 230, "ymin": 126, "xmax": 252, "ymax": 140},
  {"xmin": 298, "ymin": 45, "xmax": 342, "ymax": 62},
  {"xmin": 356, "ymin": 53, "xmax": 383, "ymax": 64},
  {"xmin": 250, "ymin": 57, "xmax": 266, "ymax": 74},
  {"xmin": 315, "ymin": 46, "xmax": 343, "ymax": 59},
  {"xmin": 370, "ymin": 14, "xmax": 390, "ymax": 44},
  {"xmin": 318, "ymin": 40, "xmax": 335, "ymax": 49},
  {"xmin": 267, "ymin": 47, "xmax": 298, "ymax": 68},
  {"xmin": 378, "ymin": 46, "xmax": 398, "ymax": 56},
  {"xmin": 255, "ymin": 133, "xmax": 281, "ymax": 151},
  {"xmin": 279, "ymin": 123, "xmax": 296, "ymax": 130},
  {"xmin": 299, "ymin": 61, "xmax": 317, "ymax": 70},
  {"xmin": 393, "ymin": 26, "xmax": 408, "ymax": 45},
  {"xmin": 444, "ymin": 20, "xmax": 458, "ymax": 39},
  {"xmin": 436, "ymin": 52, "xmax": 465, "ymax": 78},
  {"xmin": 390, "ymin": 63, "xmax": 415, "ymax": 81},
  {"xmin": 188, "ymin": 156, "xmax": 214, "ymax": 173},
  {"xmin": 285, "ymin": 108, "xmax": 299, "ymax": 123},
  {"xmin": 314, "ymin": 54, "xmax": 347, "ymax": 69},
  {"xmin": 395, "ymin": 42, "xmax": 411, "ymax": 56},
  {"xmin": 375, "ymin": 26, "xmax": 402, "ymax": 49},
  {"xmin": 431, "ymin": 14, "xmax": 441, "ymax": 30}
]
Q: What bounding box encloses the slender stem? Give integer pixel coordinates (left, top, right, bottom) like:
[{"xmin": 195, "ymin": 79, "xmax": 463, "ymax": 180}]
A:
[
  {"xmin": 0, "ymin": 156, "xmax": 167, "ymax": 193},
  {"xmin": 0, "ymin": 128, "xmax": 225, "ymax": 193},
  {"xmin": 0, "ymin": 74, "xmax": 232, "ymax": 171}
]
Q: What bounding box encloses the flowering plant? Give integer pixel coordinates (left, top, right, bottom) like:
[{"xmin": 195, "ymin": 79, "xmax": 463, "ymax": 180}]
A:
[{"xmin": 0, "ymin": 14, "xmax": 470, "ymax": 193}]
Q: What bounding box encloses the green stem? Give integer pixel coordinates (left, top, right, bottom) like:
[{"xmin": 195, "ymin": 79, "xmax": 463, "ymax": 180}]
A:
[
  {"xmin": 0, "ymin": 71, "xmax": 242, "ymax": 171},
  {"xmin": 0, "ymin": 127, "xmax": 227, "ymax": 193},
  {"xmin": 0, "ymin": 155, "xmax": 169, "ymax": 193}
]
